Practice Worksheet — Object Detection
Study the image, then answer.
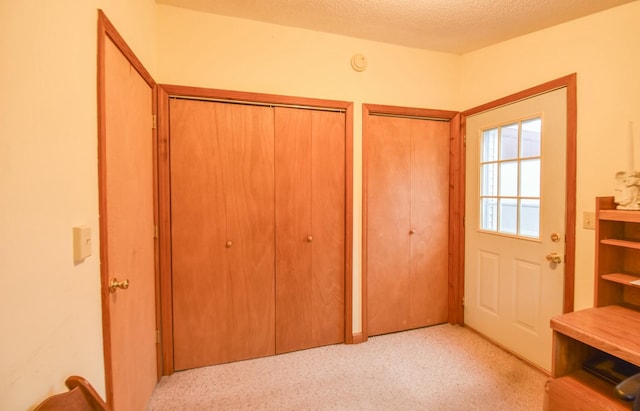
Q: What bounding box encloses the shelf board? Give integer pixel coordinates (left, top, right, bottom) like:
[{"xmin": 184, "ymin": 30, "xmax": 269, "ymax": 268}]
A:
[
  {"xmin": 600, "ymin": 209, "xmax": 640, "ymax": 223},
  {"xmin": 551, "ymin": 305, "xmax": 640, "ymax": 367},
  {"xmin": 602, "ymin": 273, "xmax": 640, "ymax": 288},
  {"xmin": 548, "ymin": 370, "xmax": 630, "ymax": 410},
  {"xmin": 601, "ymin": 238, "xmax": 640, "ymax": 250}
]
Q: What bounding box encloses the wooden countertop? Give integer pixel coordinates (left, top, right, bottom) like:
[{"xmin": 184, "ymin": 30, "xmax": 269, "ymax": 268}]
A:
[{"xmin": 551, "ymin": 305, "xmax": 640, "ymax": 367}]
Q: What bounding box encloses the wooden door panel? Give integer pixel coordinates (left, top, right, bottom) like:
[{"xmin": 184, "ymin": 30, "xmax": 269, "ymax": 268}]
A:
[
  {"xmin": 275, "ymin": 108, "xmax": 346, "ymax": 353},
  {"xmin": 310, "ymin": 110, "xmax": 345, "ymax": 347},
  {"xmin": 367, "ymin": 116, "xmax": 412, "ymax": 336},
  {"xmin": 409, "ymin": 119, "xmax": 450, "ymax": 328},
  {"xmin": 274, "ymin": 107, "xmax": 313, "ymax": 353},
  {"xmin": 103, "ymin": 36, "xmax": 156, "ymax": 410},
  {"xmin": 219, "ymin": 103, "xmax": 276, "ymax": 361},
  {"xmin": 169, "ymin": 99, "xmax": 230, "ymax": 370},
  {"xmin": 170, "ymin": 100, "xmax": 275, "ymax": 369}
]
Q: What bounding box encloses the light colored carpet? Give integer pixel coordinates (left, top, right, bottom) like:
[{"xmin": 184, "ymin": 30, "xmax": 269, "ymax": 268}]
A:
[{"xmin": 147, "ymin": 324, "xmax": 547, "ymax": 410}]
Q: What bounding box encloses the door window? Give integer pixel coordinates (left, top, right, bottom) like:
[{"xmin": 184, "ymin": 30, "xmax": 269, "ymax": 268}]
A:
[{"xmin": 479, "ymin": 117, "xmax": 542, "ymax": 239}]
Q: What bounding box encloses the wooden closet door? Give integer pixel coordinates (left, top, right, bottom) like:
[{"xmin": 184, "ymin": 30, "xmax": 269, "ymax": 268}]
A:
[
  {"xmin": 408, "ymin": 119, "xmax": 450, "ymax": 328},
  {"xmin": 367, "ymin": 115, "xmax": 449, "ymax": 336},
  {"xmin": 367, "ymin": 116, "xmax": 412, "ymax": 336},
  {"xmin": 310, "ymin": 110, "xmax": 345, "ymax": 347},
  {"xmin": 275, "ymin": 107, "xmax": 345, "ymax": 353},
  {"xmin": 170, "ymin": 99, "xmax": 275, "ymax": 370}
]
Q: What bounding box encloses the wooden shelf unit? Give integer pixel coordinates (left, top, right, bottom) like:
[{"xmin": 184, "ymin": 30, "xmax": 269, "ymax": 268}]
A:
[{"xmin": 546, "ymin": 197, "xmax": 640, "ymax": 410}]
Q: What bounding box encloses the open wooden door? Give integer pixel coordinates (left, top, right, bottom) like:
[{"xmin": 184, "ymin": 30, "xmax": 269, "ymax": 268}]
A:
[{"xmin": 97, "ymin": 11, "xmax": 158, "ymax": 410}]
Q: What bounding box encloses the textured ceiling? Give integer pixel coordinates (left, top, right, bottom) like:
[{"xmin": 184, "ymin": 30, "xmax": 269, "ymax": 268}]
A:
[{"xmin": 157, "ymin": 0, "xmax": 636, "ymax": 54}]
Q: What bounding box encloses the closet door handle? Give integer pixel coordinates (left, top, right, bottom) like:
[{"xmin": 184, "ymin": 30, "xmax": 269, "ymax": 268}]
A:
[
  {"xmin": 409, "ymin": 229, "xmax": 416, "ymax": 235},
  {"xmin": 307, "ymin": 235, "xmax": 313, "ymax": 242},
  {"xmin": 225, "ymin": 240, "xmax": 233, "ymax": 248}
]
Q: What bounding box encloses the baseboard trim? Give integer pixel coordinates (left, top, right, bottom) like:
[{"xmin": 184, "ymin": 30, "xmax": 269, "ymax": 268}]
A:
[{"xmin": 350, "ymin": 332, "xmax": 365, "ymax": 344}]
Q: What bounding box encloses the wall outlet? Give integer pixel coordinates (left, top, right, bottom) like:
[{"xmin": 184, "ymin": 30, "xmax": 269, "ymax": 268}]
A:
[{"xmin": 583, "ymin": 211, "xmax": 596, "ymax": 230}]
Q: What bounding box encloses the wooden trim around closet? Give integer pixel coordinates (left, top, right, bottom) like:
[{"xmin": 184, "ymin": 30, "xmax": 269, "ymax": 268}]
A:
[
  {"xmin": 156, "ymin": 85, "xmax": 173, "ymax": 374},
  {"xmin": 448, "ymin": 113, "xmax": 464, "ymax": 325},
  {"xmin": 157, "ymin": 84, "xmax": 355, "ymax": 373},
  {"xmin": 461, "ymin": 73, "xmax": 578, "ymax": 315},
  {"xmin": 361, "ymin": 104, "xmax": 461, "ymax": 342}
]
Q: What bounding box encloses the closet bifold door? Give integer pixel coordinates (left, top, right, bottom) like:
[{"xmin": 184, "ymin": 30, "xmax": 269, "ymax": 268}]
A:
[
  {"xmin": 408, "ymin": 119, "xmax": 449, "ymax": 329},
  {"xmin": 366, "ymin": 115, "xmax": 449, "ymax": 336},
  {"xmin": 367, "ymin": 116, "xmax": 412, "ymax": 336},
  {"xmin": 274, "ymin": 107, "xmax": 345, "ymax": 354},
  {"xmin": 169, "ymin": 99, "xmax": 276, "ymax": 370}
]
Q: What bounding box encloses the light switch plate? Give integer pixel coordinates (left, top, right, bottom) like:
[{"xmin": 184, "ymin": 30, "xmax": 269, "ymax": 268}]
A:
[
  {"xmin": 583, "ymin": 211, "xmax": 596, "ymax": 230},
  {"xmin": 73, "ymin": 225, "xmax": 91, "ymax": 262}
]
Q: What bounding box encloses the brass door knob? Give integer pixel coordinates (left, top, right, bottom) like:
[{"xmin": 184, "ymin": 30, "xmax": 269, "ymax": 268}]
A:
[
  {"xmin": 109, "ymin": 278, "xmax": 130, "ymax": 293},
  {"xmin": 546, "ymin": 252, "xmax": 562, "ymax": 264},
  {"xmin": 409, "ymin": 229, "xmax": 416, "ymax": 235},
  {"xmin": 307, "ymin": 235, "xmax": 313, "ymax": 242},
  {"xmin": 226, "ymin": 240, "xmax": 233, "ymax": 248}
]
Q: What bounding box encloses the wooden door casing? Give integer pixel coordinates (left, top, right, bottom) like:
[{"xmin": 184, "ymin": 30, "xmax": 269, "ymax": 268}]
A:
[
  {"xmin": 157, "ymin": 85, "xmax": 354, "ymax": 373},
  {"xmin": 275, "ymin": 108, "xmax": 345, "ymax": 354},
  {"xmin": 98, "ymin": 10, "xmax": 157, "ymax": 410},
  {"xmin": 170, "ymin": 99, "xmax": 275, "ymax": 370},
  {"xmin": 366, "ymin": 114, "xmax": 450, "ymax": 336}
]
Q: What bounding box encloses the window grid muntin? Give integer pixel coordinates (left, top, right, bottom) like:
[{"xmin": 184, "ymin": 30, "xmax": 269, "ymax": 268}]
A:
[{"xmin": 479, "ymin": 116, "xmax": 541, "ymax": 239}]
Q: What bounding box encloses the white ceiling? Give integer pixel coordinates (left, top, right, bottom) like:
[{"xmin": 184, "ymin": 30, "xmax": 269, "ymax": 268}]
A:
[{"xmin": 156, "ymin": 0, "xmax": 636, "ymax": 54}]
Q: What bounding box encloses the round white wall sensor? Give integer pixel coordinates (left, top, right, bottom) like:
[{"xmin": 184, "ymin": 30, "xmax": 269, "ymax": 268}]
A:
[{"xmin": 351, "ymin": 54, "xmax": 367, "ymax": 72}]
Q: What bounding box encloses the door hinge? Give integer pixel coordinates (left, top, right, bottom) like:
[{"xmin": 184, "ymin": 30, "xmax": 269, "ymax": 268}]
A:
[
  {"xmin": 154, "ymin": 224, "xmax": 159, "ymax": 239},
  {"xmin": 156, "ymin": 329, "xmax": 161, "ymax": 344},
  {"xmin": 152, "ymin": 114, "xmax": 157, "ymax": 129},
  {"xmin": 463, "ymin": 134, "xmax": 466, "ymax": 145},
  {"xmin": 462, "ymin": 296, "xmax": 465, "ymax": 307}
]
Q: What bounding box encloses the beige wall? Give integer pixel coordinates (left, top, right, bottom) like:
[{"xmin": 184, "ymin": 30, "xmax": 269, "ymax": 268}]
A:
[
  {"xmin": 2, "ymin": 1, "xmax": 638, "ymax": 409},
  {"xmin": 0, "ymin": 1, "xmax": 156, "ymax": 410},
  {"xmin": 461, "ymin": 1, "xmax": 640, "ymax": 310},
  {"xmin": 156, "ymin": 1, "xmax": 640, "ymax": 332},
  {"xmin": 156, "ymin": 4, "xmax": 462, "ymax": 336}
]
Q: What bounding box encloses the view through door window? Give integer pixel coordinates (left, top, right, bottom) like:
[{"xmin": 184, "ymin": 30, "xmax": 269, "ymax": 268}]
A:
[{"xmin": 480, "ymin": 117, "xmax": 542, "ymax": 238}]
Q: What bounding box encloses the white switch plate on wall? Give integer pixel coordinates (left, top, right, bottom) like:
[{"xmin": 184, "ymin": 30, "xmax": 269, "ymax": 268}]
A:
[
  {"xmin": 73, "ymin": 225, "xmax": 91, "ymax": 262},
  {"xmin": 583, "ymin": 211, "xmax": 596, "ymax": 230}
]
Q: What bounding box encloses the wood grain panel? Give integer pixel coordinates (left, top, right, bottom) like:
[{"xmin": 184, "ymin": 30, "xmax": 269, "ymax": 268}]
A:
[
  {"xmin": 366, "ymin": 114, "xmax": 451, "ymax": 337},
  {"xmin": 448, "ymin": 113, "xmax": 464, "ymax": 325},
  {"xmin": 409, "ymin": 119, "xmax": 449, "ymax": 328},
  {"xmin": 366, "ymin": 116, "xmax": 412, "ymax": 336},
  {"xmin": 170, "ymin": 99, "xmax": 275, "ymax": 369},
  {"xmin": 219, "ymin": 103, "xmax": 276, "ymax": 361},
  {"xmin": 275, "ymin": 107, "xmax": 313, "ymax": 353},
  {"xmin": 550, "ymin": 305, "xmax": 640, "ymax": 367},
  {"xmin": 310, "ymin": 110, "xmax": 345, "ymax": 347},
  {"xmin": 275, "ymin": 108, "xmax": 345, "ymax": 353},
  {"xmin": 170, "ymin": 99, "xmax": 228, "ymax": 369},
  {"xmin": 102, "ymin": 34, "xmax": 157, "ymax": 410}
]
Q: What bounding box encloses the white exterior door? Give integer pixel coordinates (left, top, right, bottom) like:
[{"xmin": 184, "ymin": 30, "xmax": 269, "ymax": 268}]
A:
[{"xmin": 464, "ymin": 88, "xmax": 567, "ymax": 371}]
